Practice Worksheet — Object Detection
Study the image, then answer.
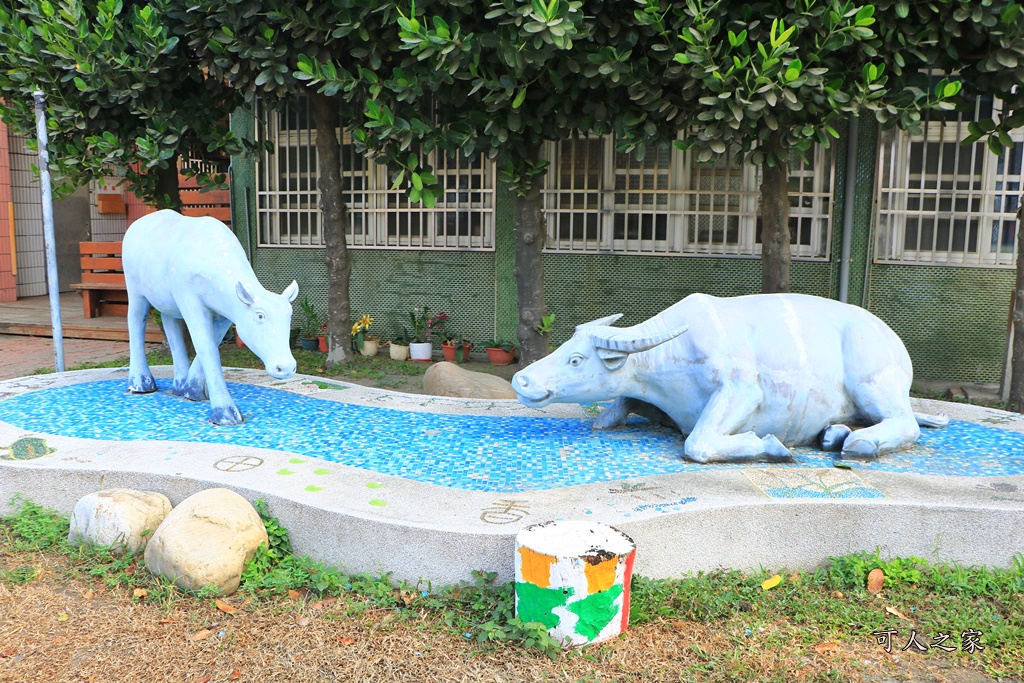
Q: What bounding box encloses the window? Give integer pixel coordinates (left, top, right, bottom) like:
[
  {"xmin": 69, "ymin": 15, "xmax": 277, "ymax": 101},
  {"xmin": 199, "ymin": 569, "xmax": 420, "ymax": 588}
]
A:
[
  {"xmin": 875, "ymin": 90, "xmax": 1021, "ymax": 268},
  {"xmin": 256, "ymin": 98, "xmax": 495, "ymax": 250},
  {"xmin": 542, "ymin": 135, "xmax": 833, "ymax": 258}
]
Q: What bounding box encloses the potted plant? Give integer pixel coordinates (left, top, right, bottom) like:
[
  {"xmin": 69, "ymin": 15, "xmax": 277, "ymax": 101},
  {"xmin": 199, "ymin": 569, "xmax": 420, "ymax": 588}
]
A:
[
  {"xmin": 482, "ymin": 339, "xmax": 517, "ymax": 366},
  {"xmin": 317, "ymin": 322, "xmax": 328, "ymax": 352},
  {"xmin": 298, "ymin": 295, "xmax": 321, "ymax": 351},
  {"xmin": 408, "ymin": 307, "xmax": 449, "ymax": 361},
  {"xmin": 441, "ymin": 332, "xmax": 473, "ymax": 363},
  {"xmin": 352, "ymin": 313, "xmax": 379, "ymax": 357},
  {"xmin": 389, "ymin": 330, "xmax": 411, "ymax": 361}
]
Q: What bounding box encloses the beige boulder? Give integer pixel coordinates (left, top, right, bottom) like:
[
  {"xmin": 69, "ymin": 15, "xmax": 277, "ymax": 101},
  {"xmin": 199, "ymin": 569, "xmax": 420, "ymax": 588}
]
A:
[
  {"xmin": 423, "ymin": 362, "xmax": 517, "ymax": 399},
  {"xmin": 68, "ymin": 488, "xmax": 172, "ymax": 555},
  {"xmin": 144, "ymin": 488, "xmax": 268, "ymax": 596}
]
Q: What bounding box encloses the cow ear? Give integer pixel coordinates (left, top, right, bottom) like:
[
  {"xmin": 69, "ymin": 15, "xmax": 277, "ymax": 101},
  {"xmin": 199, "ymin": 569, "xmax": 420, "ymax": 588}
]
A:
[
  {"xmin": 236, "ymin": 281, "xmax": 255, "ymax": 306},
  {"xmin": 597, "ymin": 348, "xmax": 628, "ymax": 371},
  {"xmin": 282, "ymin": 280, "xmax": 299, "ymax": 303}
]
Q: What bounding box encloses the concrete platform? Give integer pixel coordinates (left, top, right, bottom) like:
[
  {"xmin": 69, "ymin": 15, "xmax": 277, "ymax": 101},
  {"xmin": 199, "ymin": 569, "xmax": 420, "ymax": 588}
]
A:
[{"xmin": 2, "ymin": 367, "xmax": 1023, "ymax": 585}]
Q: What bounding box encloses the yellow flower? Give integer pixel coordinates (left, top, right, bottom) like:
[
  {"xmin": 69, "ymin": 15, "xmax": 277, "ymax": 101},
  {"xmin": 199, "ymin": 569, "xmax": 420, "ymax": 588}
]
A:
[{"xmin": 359, "ymin": 314, "xmax": 373, "ymax": 328}]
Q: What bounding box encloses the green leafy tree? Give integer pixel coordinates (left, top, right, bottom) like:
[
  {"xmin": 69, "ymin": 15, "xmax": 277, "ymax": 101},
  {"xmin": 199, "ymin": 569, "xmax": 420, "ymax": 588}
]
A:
[
  {"xmin": 630, "ymin": 0, "xmax": 963, "ymax": 294},
  {"xmin": 885, "ymin": 0, "xmax": 1024, "ymax": 410},
  {"xmin": 0, "ymin": 0, "xmax": 247, "ymax": 208},
  {"xmin": 300, "ymin": 0, "xmax": 653, "ymax": 365},
  {"xmin": 168, "ymin": 0, "xmax": 409, "ymax": 365}
]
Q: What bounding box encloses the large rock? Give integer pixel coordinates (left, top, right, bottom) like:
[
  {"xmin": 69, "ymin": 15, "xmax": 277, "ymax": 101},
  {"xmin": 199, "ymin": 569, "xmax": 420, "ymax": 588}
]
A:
[
  {"xmin": 144, "ymin": 488, "xmax": 268, "ymax": 596},
  {"xmin": 68, "ymin": 488, "xmax": 172, "ymax": 555},
  {"xmin": 423, "ymin": 362, "xmax": 517, "ymax": 399}
]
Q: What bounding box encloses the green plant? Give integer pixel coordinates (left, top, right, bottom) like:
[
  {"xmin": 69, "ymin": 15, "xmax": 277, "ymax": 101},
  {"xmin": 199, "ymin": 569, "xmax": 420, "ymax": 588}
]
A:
[
  {"xmin": 442, "ymin": 330, "xmax": 472, "ymax": 362},
  {"xmin": 482, "ymin": 339, "xmax": 516, "ymax": 353},
  {"xmin": 390, "ymin": 328, "xmax": 412, "ymax": 346},
  {"xmin": 298, "ymin": 296, "xmax": 321, "ymax": 339},
  {"xmin": 536, "ymin": 313, "xmax": 556, "ymax": 336},
  {"xmin": 351, "ymin": 313, "xmax": 377, "ymax": 351},
  {"xmin": 3, "ymin": 495, "xmax": 69, "ymax": 551}
]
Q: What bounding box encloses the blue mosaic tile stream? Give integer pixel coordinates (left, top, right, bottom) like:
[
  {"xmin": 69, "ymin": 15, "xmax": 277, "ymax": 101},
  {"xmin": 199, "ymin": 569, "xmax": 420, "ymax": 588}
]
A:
[{"xmin": 1, "ymin": 380, "xmax": 1023, "ymax": 492}]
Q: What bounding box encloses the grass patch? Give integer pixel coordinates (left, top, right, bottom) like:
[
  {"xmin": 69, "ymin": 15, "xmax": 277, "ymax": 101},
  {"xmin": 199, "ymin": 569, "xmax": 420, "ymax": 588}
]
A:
[{"xmin": 3, "ymin": 497, "xmax": 1022, "ymax": 679}]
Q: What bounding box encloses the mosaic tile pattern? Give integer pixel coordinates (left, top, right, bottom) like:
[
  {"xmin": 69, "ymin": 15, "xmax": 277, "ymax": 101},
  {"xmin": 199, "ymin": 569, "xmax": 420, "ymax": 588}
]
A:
[
  {"xmin": 743, "ymin": 468, "xmax": 886, "ymax": 499},
  {"xmin": 1, "ymin": 380, "xmax": 1023, "ymax": 492}
]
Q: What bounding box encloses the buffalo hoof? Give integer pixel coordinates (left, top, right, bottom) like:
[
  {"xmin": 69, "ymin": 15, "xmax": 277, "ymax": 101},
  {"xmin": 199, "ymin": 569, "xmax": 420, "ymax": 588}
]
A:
[
  {"xmin": 208, "ymin": 404, "xmax": 244, "ymax": 426},
  {"xmin": 761, "ymin": 434, "xmax": 794, "ymax": 462},
  {"xmin": 840, "ymin": 438, "xmax": 879, "ymax": 460},
  {"xmin": 179, "ymin": 379, "xmax": 209, "ymax": 402},
  {"xmin": 593, "ymin": 401, "xmax": 628, "ymax": 430},
  {"xmin": 820, "ymin": 424, "xmax": 852, "ymax": 452},
  {"xmin": 127, "ymin": 374, "xmax": 157, "ymax": 394}
]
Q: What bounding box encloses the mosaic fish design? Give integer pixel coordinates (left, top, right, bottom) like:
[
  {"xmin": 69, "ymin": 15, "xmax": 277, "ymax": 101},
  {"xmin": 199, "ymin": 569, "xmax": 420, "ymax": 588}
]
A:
[{"xmin": 0, "ymin": 437, "xmax": 56, "ymax": 460}]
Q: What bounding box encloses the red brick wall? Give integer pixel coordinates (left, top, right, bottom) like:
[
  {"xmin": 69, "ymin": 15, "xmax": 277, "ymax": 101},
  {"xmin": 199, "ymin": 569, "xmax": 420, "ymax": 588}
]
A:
[{"xmin": 0, "ymin": 121, "xmax": 16, "ymax": 303}]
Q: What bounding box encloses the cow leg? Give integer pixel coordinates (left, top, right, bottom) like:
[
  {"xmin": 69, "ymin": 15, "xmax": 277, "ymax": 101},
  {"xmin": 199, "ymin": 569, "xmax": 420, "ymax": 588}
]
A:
[
  {"xmin": 680, "ymin": 385, "xmax": 793, "ymax": 464},
  {"xmin": 178, "ymin": 317, "xmax": 232, "ymax": 401},
  {"xmin": 162, "ymin": 316, "xmax": 192, "ymax": 396},
  {"xmin": 126, "ymin": 293, "xmax": 156, "ymax": 394},
  {"xmin": 840, "ymin": 372, "xmax": 920, "ymax": 459},
  {"xmin": 181, "ymin": 306, "xmax": 243, "ymax": 426},
  {"xmin": 593, "ymin": 398, "xmax": 675, "ymax": 430}
]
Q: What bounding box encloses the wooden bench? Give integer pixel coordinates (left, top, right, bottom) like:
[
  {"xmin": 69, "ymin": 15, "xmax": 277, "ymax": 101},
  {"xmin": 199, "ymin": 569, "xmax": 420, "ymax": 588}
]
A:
[{"xmin": 69, "ymin": 242, "xmax": 128, "ymax": 318}]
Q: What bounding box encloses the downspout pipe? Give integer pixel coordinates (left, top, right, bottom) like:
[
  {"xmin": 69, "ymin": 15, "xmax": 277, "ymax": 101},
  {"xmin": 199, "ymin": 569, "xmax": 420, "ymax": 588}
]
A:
[{"xmin": 838, "ymin": 116, "xmax": 859, "ymax": 303}]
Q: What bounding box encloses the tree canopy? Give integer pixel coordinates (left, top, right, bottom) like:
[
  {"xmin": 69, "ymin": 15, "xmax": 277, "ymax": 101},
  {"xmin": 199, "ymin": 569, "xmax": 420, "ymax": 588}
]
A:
[{"xmin": 0, "ymin": 0, "xmax": 248, "ymax": 208}]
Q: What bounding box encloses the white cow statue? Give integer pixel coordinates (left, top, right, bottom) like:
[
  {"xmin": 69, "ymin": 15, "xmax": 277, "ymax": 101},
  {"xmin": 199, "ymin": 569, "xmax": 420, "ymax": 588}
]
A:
[
  {"xmin": 512, "ymin": 293, "xmax": 948, "ymax": 462},
  {"xmin": 123, "ymin": 210, "xmax": 298, "ymax": 425}
]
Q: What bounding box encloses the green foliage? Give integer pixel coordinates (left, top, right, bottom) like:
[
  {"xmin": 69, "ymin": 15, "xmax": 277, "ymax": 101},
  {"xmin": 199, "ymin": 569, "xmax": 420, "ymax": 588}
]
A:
[
  {"xmin": 535, "ymin": 313, "xmax": 556, "ymax": 335},
  {"xmin": 823, "ymin": 549, "xmax": 927, "ymax": 589},
  {"xmin": 297, "ymin": 296, "xmax": 322, "ymax": 339},
  {"xmin": 2, "ymin": 495, "xmax": 69, "ymax": 551},
  {"xmin": 0, "ymin": 0, "xmax": 252, "ymax": 207}
]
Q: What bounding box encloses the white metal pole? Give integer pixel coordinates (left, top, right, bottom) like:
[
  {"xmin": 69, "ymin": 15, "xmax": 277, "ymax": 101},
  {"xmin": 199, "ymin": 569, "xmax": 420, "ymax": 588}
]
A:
[{"xmin": 33, "ymin": 90, "xmax": 65, "ymax": 372}]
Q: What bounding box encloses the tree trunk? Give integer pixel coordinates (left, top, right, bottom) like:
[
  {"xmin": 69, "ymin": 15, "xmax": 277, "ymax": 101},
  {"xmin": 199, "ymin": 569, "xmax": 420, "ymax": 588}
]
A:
[
  {"xmin": 309, "ymin": 90, "xmax": 353, "ymax": 367},
  {"xmin": 513, "ymin": 143, "xmax": 549, "ymax": 367},
  {"xmin": 1010, "ymin": 204, "xmax": 1024, "ymax": 412},
  {"xmin": 153, "ymin": 155, "xmax": 182, "ymax": 211},
  {"xmin": 759, "ymin": 135, "xmax": 791, "ymax": 294}
]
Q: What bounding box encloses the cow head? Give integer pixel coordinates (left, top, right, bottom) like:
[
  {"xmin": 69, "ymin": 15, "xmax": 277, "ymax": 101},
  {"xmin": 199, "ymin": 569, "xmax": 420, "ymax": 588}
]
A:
[
  {"xmin": 511, "ymin": 313, "xmax": 688, "ymax": 408},
  {"xmin": 234, "ymin": 280, "xmax": 299, "ymax": 379}
]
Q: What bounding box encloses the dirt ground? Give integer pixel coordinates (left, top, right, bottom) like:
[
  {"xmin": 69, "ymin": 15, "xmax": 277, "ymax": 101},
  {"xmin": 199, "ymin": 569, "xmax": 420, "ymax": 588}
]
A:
[{"xmin": 0, "ymin": 551, "xmax": 1013, "ymax": 683}]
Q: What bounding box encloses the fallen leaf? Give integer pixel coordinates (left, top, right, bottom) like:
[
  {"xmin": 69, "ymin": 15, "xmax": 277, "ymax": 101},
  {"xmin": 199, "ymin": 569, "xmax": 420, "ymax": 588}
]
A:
[
  {"xmin": 336, "ymin": 637, "xmax": 355, "ymax": 645},
  {"xmin": 830, "ymin": 590, "xmax": 844, "ymax": 600},
  {"xmin": 215, "ymin": 599, "xmax": 237, "ymax": 614},
  {"xmin": 867, "ymin": 568, "xmax": 884, "ymax": 594},
  {"xmin": 1, "ymin": 648, "xmax": 16, "ymax": 658},
  {"xmin": 242, "ymin": 597, "xmax": 251, "ymax": 607},
  {"xmin": 296, "ymin": 616, "xmax": 311, "ymax": 627},
  {"xmin": 399, "ymin": 590, "xmax": 417, "ymax": 606},
  {"xmin": 670, "ymin": 620, "xmax": 686, "ymax": 628},
  {"xmin": 287, "ymin": 589, "xmax": 302, "ymax": 600},
  {"xmin": 133, "ymin": 588, "xmax": 148, "ymax": 599},
  {"xmin": 229, "ymin": 671, "xmax": 241, "ymax": 680},
  {"xmin": 788, "ymin": 571, "xmax": 801, "ymax": 583},
  {"xmin": 814, "ymin": 642, "xmax": 839, "ymax": 654},
  {"xmin": 159, "ymin": 619, "xmax": 175, "ymax": 624},
  {"xmin": 189, "ymin": 629, "xmax": 214, "ymax": 641},
  {"xmin": 761, "ymin": 574, "xmax": 782, "ymax": 591},
  {"xmin": 885, "ymin": 606, "xmax": 914, "ymax": 623},
  {"xmin": 124, "ymin": 564, "xmax": 137, "ymax": 575},
  {"xmin": 56, "ymin": 614, "xmax": 69, "ymax": 622},
  {"xmin": 83, "ymin": 589, "xmax": 94, "ymax": 600},
  {"xmin": 197, "ymin": 677, "xmax": 211, "ymax": 683}
]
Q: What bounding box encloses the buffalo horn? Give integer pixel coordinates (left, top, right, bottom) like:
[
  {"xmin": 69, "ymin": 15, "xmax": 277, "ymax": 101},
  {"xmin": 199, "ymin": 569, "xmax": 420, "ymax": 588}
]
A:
[
  {"xmin": 576, "ymin": 313, "xmax": 624, "ymax": 331},
  {"xmin": 588, "ymin": 325, "xmax": 688, "ymax": 353}
]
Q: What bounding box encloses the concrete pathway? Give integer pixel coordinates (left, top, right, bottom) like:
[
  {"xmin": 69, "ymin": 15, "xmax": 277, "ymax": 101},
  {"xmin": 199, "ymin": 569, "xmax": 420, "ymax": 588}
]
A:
[{"xmin": 0, "ymin": 334, "xmax": 133, "ymax": 380}]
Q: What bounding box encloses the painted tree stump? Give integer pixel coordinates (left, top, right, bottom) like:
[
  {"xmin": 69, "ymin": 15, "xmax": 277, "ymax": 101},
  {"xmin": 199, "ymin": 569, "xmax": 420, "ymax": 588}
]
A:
[{"xmin": 515, "ymin": 520, "xmax": 636, "ymax": 647}]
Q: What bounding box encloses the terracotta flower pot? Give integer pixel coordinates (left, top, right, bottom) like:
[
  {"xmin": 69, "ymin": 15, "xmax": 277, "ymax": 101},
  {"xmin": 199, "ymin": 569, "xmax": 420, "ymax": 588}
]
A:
[
  {"xmin": 486, "ymin": 346, "xmax": 516, "ymax": 366},
  {"xmin": 235, "ymin": 327, "xmax": 245, "ymax": 348},
  {"xmin": 390, "ymin": 344, "xmax": 410, "ymax": 361},
  {"xmin": 442, "ymin": 342, "xmax": 473, "ymax": 363},
  {"xmin": 317, "ymin": 335, "xmax": 328, "ymax": 352}
]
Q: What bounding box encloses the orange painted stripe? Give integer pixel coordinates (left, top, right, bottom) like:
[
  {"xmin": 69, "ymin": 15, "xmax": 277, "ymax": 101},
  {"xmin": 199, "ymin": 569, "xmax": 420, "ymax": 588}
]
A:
[
  {"xmin": 518, "ymin": 546, "xmax": 556, "ymax": 588},
  {"xmin": 585, "ymin": 557, "xmax": 619, "ymax": 594}
]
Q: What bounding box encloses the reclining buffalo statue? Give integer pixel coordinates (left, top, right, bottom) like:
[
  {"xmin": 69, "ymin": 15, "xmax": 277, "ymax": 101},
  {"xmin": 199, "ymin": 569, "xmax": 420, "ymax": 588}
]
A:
[
  {"xmin": 123, "ymin": 210, "xmax": 298, "ymax": 425},
  {"xmin": 512, "ymin": 293, "xmax": 947, "ymax": 462}
]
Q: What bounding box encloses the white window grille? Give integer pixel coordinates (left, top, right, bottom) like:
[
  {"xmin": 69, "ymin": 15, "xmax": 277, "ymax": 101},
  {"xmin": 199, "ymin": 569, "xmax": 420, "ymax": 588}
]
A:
[
  {"xmin": 256, "ymin": 98, "xmax": 495, "ymax": 250},
  {"xmin": 875, "ymin": 88, "xmax": 1021, "ymax": 268},
  {"xmin": 542, "ymin": 135, "xmax": 834, "ymax": 259}
]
